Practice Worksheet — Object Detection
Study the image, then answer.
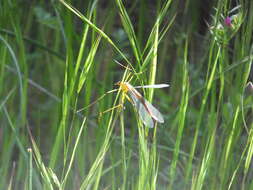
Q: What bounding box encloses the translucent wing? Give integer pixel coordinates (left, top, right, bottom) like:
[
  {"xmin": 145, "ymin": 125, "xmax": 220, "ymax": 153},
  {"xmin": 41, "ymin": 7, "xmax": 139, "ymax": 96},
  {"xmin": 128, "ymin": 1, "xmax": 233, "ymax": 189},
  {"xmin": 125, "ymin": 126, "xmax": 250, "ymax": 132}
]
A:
[
  {"xmin": 142, "ymin": 99, "xmax": 164, "ymax": 123},
  {"xmin": 134, "ymin": 84, "xmax": 169, "ymax": 89},
  {"xmin": 121, "ymin": 82, "xmax": 165, "ymax": 128},
  {"xmin": 128, "ymin": 92, "xmax": 155, "ymax": 128},
  {"xmin": 130, "ymin": 87, "xmax": 165, "ymax": 123}
]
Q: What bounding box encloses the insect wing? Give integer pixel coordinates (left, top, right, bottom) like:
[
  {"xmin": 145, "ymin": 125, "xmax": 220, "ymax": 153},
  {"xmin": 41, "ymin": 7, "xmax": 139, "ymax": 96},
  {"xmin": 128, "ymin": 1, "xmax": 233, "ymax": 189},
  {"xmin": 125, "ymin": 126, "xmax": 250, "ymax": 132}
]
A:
[
  {"xmin": 142, "ymin": 99, "xmax": 164, "ymax": 123},
  {"xmin": 134, "ymin": 84, "xmax": 169, "ymax": 89},
  {"xmin": 128, "ymin": 91, "xmax": 154, "ymax": 128},
  {"xmin": 129, "ymin": 86, "xmax": 165, "ymax": 123}
]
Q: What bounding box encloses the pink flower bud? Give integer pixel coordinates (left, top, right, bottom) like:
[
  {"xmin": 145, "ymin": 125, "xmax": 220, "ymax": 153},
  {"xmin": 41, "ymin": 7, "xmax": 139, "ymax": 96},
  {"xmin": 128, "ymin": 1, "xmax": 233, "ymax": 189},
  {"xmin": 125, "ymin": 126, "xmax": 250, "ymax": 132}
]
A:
[{"xmin": 224, "ymin": 16, "xmax": 232, "ymax": 27}]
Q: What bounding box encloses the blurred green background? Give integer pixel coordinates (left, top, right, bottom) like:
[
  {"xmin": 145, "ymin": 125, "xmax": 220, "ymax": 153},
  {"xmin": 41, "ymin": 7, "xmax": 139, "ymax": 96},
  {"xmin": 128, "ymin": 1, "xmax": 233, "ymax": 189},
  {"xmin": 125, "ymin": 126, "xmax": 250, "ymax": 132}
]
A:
[{"xmin": 0, "ymin": 0, "xmax": 253, "ymax": 189}]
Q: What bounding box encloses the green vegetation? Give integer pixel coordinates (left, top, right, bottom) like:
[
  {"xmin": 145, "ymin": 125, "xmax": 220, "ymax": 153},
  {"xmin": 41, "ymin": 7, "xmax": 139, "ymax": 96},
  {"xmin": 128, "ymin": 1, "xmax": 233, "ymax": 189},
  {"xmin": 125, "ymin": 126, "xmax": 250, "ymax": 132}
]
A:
[{"xmin": 0, "ymin": 0, "xmax": 253, "ymax": 189}]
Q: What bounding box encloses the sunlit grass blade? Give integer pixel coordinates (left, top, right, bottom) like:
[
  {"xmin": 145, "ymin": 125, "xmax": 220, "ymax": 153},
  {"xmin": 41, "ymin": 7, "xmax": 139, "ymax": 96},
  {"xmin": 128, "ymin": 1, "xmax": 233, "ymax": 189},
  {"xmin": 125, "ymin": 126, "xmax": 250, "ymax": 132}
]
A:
[
  {"xmin": 59, "ymin": 0, "xmax": 134, "ymax": 70},
  {"xmin": 61, "ymin": 118, "xmax": 86, "ymax": 187},
  {"xmin": 168, "ymin": 38, "xmax": 189, "ymax": 189},
  {"xmin": 28, "ymin": 148, "xmax": 33, "ymax": 190},
  {"xmin": 115, "ymin": 0, "xmax": 142, "ymax": 66},
  {"xmin": 27, "ymin": 127, "xmax": 56, "ymax": 190},
  {"xmin": 78, "ymin": 34, "xmax": 102, "ymax": 93}
]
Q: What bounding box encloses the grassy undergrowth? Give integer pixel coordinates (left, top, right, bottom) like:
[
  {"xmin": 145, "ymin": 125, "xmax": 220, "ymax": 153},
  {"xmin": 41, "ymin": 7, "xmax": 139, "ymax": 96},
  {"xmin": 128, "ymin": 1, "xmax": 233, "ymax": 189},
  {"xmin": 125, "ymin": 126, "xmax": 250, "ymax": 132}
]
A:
[{"xmin": 0, "ymin": 0, "xmax": 253, "ymax": 189}]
